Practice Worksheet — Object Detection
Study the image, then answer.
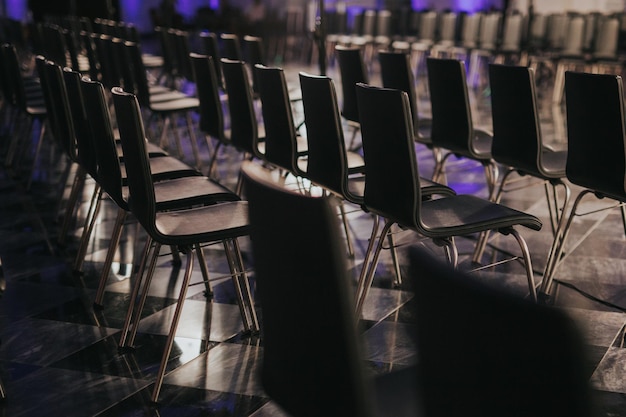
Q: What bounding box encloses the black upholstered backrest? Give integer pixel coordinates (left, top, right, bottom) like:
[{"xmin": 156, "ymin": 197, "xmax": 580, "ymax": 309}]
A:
[
  {"xmin": 254, "ymin": 64, "xmax": 298, "ymax": 173},
  {"xmin": 299, "ymin": 72, "xmax": 353, "ymax": 200},
  {"xmin": 409, "ymin": 247, "xmax": 593, "ymax": 417},
  {"xmin": 335, "ymin": 45, "xmax": 368, "ymax": 124},
  {"xmin": 242, "ymin": 160, "xmax": 374, "ymax": 417},
  {"xmin": 489, "ymin": 64, "xmax": 542, "ymax": 175},
  {"xmin": 379, "ymin": 50, "xmax": 420, "ymax": 135},
  {"xmin": 565, "ymin": 71, "xmax": 626, "ymax": 200},
  {"xmin": 356, "ymin": 83, "xmax": 420, "ymax": 227},
  {"xmin": 427, "ymin": 57, "xmax": 473, "ymax": 154},
  {"xmin": 190, "ymin": 53, "xmax": 225, "ymax": 141}
]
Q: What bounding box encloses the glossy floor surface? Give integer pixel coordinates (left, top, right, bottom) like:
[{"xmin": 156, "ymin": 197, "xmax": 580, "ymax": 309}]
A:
[{"xmin": 1, "ymin": 55, "xmax": 626, "ymax": 417}]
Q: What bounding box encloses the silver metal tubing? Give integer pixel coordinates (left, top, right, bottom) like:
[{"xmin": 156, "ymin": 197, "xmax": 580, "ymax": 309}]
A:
[
  {"xmin": 94, "ymin": 208, "xmax": 127, "ymax": 307},
  {"xmin": 74, "ymin": 184, "xmax": 103, "ymax": 273}
]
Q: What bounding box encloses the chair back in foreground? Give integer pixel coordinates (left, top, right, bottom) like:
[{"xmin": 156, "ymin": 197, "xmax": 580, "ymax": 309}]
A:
[
  {"xmin": 242, "ymin": 161, "xmax": 420, "ymax": 417},
  {"xmin": 409, "ymin": 247, "xmax": 593, "ymax": 417}
]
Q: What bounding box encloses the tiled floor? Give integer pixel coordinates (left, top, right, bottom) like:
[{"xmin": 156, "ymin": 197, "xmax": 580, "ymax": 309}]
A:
[{"xmin": 1, "ymin": 55, "xmax": 626, "ymax": 416}]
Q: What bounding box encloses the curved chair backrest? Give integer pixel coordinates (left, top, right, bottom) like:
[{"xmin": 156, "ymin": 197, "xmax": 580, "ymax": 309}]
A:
[
  {"xmin": 111, "ymin": 87, "xmax": 158, "ymax": 232},
  {"xmin": 241, "ymin": 160, "xmax": 374, "ymax": 417},
  {"xmin": 418, "ymin": 10, "xmax": 437, "ymax": 42},
  {"xmin": 565, "ymin": 71, "xmax": 626, "ymax": 200},
  {"xmin": 220, "ymin": 33, "xmax": 243, "ymax": 61},
  {"xmin": 41, "ymin": 59, "xmax": 77, "ymax": 162},
  {"xmin": 561, "ymin": 16, "xmax": 585, "ymax": 57},
  {"xmin": 80, "ymin": 78, "xmax": 126, "ymax": 208},
  {"xmin": 459, "ymin": 12, "xmax": 482, "ymax": 49},
  {"xmin": 254, "ymin": 64, "xmax": 299, "ymax": 174},
  {"xmin": 221, "ymin": 58, "xmax": 261, "ymax": 157},
  {"xmin": 173, "ymin": 29, "xmax": 194, "ymax": 81},
  {"xmin": 3, "ymin": 43, "xmax": 28, "ymax": 110},
  {"xmin": 244, "ymin": 35, "xmax": 265, "ymax": 95},
  {"xmin": 426, "ymin": 57, "xmax": 473, "ymax": 155},
  {"xmin": 62, "ymin": 68, "xmax": 98, "ymax": 180},
  {"xmin": 500, "ymin": 13, "xmax": 524, "ymax": 52},
  {"xmin": 593, "ymin": 16, "xmax": 620, "ymax": 60},
  {"xmin": 199, "ymin": 31, "xmax": 223, "ymax": 89},
  {"xmin": 438, "ymin": 12, "xmax": 458, "ymax": 45},
  {"xmin": 190, "ymin": 53, "xmax": 225, "ymax": 142},
  {"xmin": 111, "ymin": 37, "xmax": 135, "ymax": 92},
  {"xmin": 355, "ymin": 83, "xmax": 421, "ymax": 228},
  {"xmin": 409, "ymin": 247, "xmax": 592, "ymax": 417},
  {"xmin": 299, "ymin": 72, "xmax": 353, "ymax": 200},
  {"xmin": 125, "ymin": 40, "xmax": 152, "ymax": 108},
  {"xmin": 93, "ymin": 34, "xmax": 116, "ymax": 89},
  {"xmin": 335, "ymin": 45, "xmax": 369, "ymax": 124},
  {"xmin": 81, "ymin": 31, "xmax": 101, "ymax": 82},
  {"xmin": 488, "ymin": 64, "xmax": 541, "ymax": 176},
  {"xmin": 477, "ymin": 12, "xmax": 501, "ymax": 50},
  {"xmin": 379, "ymin": 50, "xmax": 420, "ymax": 135}
]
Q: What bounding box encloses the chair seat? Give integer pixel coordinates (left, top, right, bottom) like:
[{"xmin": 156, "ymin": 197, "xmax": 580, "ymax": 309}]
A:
[
  {"xmin": 120, "ymin": 155, "xmax": 200, "ymax": 181},
  {"xmin": 154, "ymin": 200, "xmax": 250, "ymax": 245},
  {"xmin": 150, "ymin": 97, "xmax": 200, "ymax": 112},
  {"xmin": 346, "ymin": 151, "xmax": 365, "ymax": 174},
  {"xmin": 115, "ymin": 140, "xmax": 168, "ymax": 158},
  {"xmin": 419, "ymin": 194, "xmax": 542, "ymax": 236},
  {"xmin": 149, "ymin": 90, "xmax": 192, "ymax": 103},
  {"xmin": 119, "ymin": 175, "xmax": 239, "ymax": 210}
]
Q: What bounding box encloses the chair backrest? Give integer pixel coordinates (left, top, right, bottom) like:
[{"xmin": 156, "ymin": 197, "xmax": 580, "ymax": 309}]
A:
[
  {"xmin": 561, "ymin": 15, "xmax": 585, "ymax": 57},
  {"xmin": 593, "ymin": 16, "xmax": 620, "ymax": 60},
  {"xmin": 426, "ymin": 57, "xmax": 473, "ymax": 154},
  {"xmin": 335, "ymin": 45, "xmax": 369, "ymax": 124},
  {"xmin": 477, "ymin": 12, "xmax": 501, "ymax": 50},
  {"xmin": 111, "ymin": 87, "xmax": 158, "ymax": 232},
  {"xmin": 190, "ymin": 53, "xmax": 225, "ymax": 142},
  {"xmin": 41, "ymin": 59, "xmax": 77, "ymax": 162},
  {"xmin": 408, "ymin": 247, "xmax": 593, "ymax": 417},
  {"xmin": 125, "ymin": 40, "xmax": 152, "ymax": 108},
  {"xmin": 243, "ymin": 35, "xmax": 265, "ymax": 95},
  {"xmin": 459, "ymin": 12, "xmax": 482, "ymax": 49},
  {"xmin": 438, "ymin": 11, "xmax": 457, "ymax": 45},
  {"xmin": 80, "ymin": 31, "xmax": 101, "ymax": 81},
  {"xmin": 221, "ymin": 33, "xmax": 243, "ymax": 61},
  {"xmin": 488, "ymin": 64, "xmax": 542, "ymax": 176},
  {"xmin": 62, "ymin": 68, "xmax": 98, "ymax": 180},
  {"xmin": 1, "ymin": 43, "xmax": 25, "ymax": 109},
  {"xmin": 299, "ymin": 72, "xmax": 353, "ymax": 200},
  {"xmin": 254, "ymin": 64, "xmax": 299, "ymax": 174},
  {"xmin": 241, "ymin": 160, "xmax": 374, "ymax": 417},
  {"xmin": 355, "ymin": 83, "xmax": 421, "ymax": 228},
  {"xmin": 199, "ymin": 31, "xmax": 223, "ymax": 89},
  {"xmin": 379, "ymin": 50, "xmax": 420, "ymax": 135},
  {"xmin": 418, "ymin": 11, "xmax": 437, "ymax": 43},
  {"xmin": 499, "ymin": 13, "xmax": 524, "ymax": 52},
  {"xmin": 565, "ymin": 71, "xmax": 626, "ymax": 200},
  {"xmin": 528, "ymin": 13, "xmax": 547, "ymax": 50},
  {"xmin": 545, "ymin": 13, "xmax": 569, "ymax": 50},
  {"xmin": 221, "ymin": 58, "xmax": 261, "ymax": 157},
  {"xmin": 80, "ymin": 77, "xmax": 126, "ymax": 207}
]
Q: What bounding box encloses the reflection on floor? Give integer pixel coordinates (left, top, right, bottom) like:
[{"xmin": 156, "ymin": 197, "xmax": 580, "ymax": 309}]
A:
[{"xmin": 0, "ymin": 60, "xmax": 626, "ymax": 417}]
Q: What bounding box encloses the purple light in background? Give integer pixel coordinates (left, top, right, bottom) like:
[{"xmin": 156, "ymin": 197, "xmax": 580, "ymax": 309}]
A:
[
  {"xmin": 178, "ymin": 0, "xmax": 195, "ymax": 19},
  {"xmin": 6, "ymin": 0, "xmax": 27, "ymax": 21},
  {"xmin": 454, "ymin": 0, "xmax": 491, "ymax": 12},
  {"xmin": 411, "ymin": 0, "xmax": 429, "ymax": 10},
  {"xmin": 210, "ymin": 0, "xmax": 219, "ymax": 9},
  {"xmin": 122, "ymin": 0, "xmax": 142, "ymax": 23}
]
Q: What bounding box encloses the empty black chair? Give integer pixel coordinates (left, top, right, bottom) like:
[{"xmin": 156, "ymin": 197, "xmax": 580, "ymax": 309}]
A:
[
  {"xmin": 111, "ymin": 87, "xmax": 258, "ymax": 404},
  {"xmin": 487, "ymin": 63, "xmax": 570, "ymax": 254},
  {"xmin": 541, "ymin": 71, "xmax": 626, "ymax": 300},
  {"xmin": 221, "ymin": 32, "xmax": 243, "ymax": 61},
  {"xmin": 72, "ymin": 74, "xmax": 239, "ymax": 307},
  {"xmin": 355, "ymin": 83, "xmax": 542, "ymax": 318},
  {"xmin": 409, "ymin": 247, "xmax": 593, "ymax": 417}
]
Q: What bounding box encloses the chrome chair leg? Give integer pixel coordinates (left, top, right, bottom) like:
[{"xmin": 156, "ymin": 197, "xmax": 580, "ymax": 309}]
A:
[
  {"xmin": 195, "ymin": 242, "xmax": 213, "ymax": 297},
  {"xmin": 94, "ymin": 208, "xmax": 127, "ymax": 307},
  {"xmin": 151, "ymin": 248, "xmax": 195, "ymax": 404},
  {"xmin": 508, "ymin": 227, "xmax": 537, "ymax": 302},
  {"xmin": 387, "ymin": 232, "xmax": 402, "ymax": 287},
  {"xmin": 58, "ymin": 165, "xmax": 86, "ymax": 246},
  {"xmin": 74, "ymin": 185, "xmax": 103, "ymax": 274},
  {"xmin": 185, "ymin": 112, "xmax": 201, "ymax": 170},
  {"xmin": 354, "ymin": 214, "xmax": 379, "ymax": 316},
  {"xmin": 118, "ymin": 237, "xmax": 154, "ymax": 348},
  {"xmin": 338, "ymin": 201, "xmax": 355, "ymax": 258}
]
